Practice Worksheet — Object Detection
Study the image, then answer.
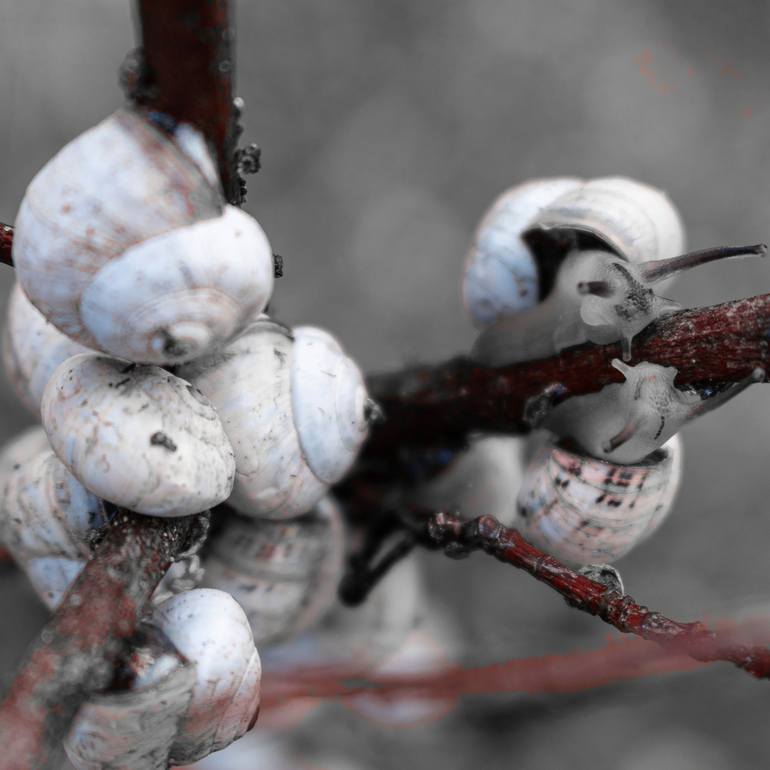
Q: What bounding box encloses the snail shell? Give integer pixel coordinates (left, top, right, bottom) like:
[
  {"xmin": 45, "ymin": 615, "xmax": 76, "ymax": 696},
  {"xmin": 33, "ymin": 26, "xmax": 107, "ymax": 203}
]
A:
[
  {"xmin": 202, "ymin": 497, "xmax": 346, "ymax": 645},
  {"xmin": 515, "ymin": 434, "xmax": 683, "ymax": 566},
  {"xmin": 263, "ymin": 554, "xmax": 423, "ymax": 676},
  {"xmin": 2, "ymin": 282, "xmax": 92, "ymax": 415},
  {"xmin": 154, "ymin": 588, "xmax": 262, "ymax": 765},
  {"xmin": 13, "ymin": 108, "xmax": 274, "ymax": 365},
  {"xmin": 65, "ymin": 625, "xmax": 196, "ymax": 770},
  {"xmin": 0, "ymin": 425, "xmax": 51, "ymax": 481},
  {"xmin": 180, "ymin": 318, "xmax": 369, "ymax": 519},
  {"xmin": 409, "ymin": 436, "xmax": 525, "ymax": 524},
  {"xmin": 41, "ymin": 353, "xmax": 235, "ymax": 516},
  {"xmin": 526, "ymin": 176, "xmax": 685, "ymax": 266},
  {"xmin": 462, "ymin": 177, "xmax": 583, "ymax": 327}
]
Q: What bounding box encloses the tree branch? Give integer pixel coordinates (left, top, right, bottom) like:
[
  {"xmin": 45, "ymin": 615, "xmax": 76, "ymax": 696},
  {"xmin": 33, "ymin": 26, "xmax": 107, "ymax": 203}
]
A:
[
  {"xmin": 0, "ymin": 510, "xmax": 203, "ymax": 770},
  {"xmin": 0, "ymin": 223, "xmax": 12, "ymax": 267},
  {"xmin": 364, "ymin": 293, "xmax": 770, "ymax": 456}
]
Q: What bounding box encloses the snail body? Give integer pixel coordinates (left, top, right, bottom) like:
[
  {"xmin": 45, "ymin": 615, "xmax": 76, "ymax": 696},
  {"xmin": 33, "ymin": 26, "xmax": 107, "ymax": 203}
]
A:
[
  {"xmin": 65, "ymin": 589, "xmax": 262, "ymax": 769},
  {"xmin": 202, "ymin": 497, "xmax": 346, "ymax": 645},
  {"xmin": 41, "ymin": 353, "xmax": 235, "ymax": 516},
  {"xmin": 3, "ymin": 282, "xmax": 93, "ymax": 415},
  {"xmin": 515, "ymin": 434, "xmax": 683, "ymax": 565},
  {"xmin": 13, "ymin": 109, "xmax": 274, "ymax": 365},
  {"xmin": 180, "ymin": 318, "xmax": 370, "ymax": 520}
]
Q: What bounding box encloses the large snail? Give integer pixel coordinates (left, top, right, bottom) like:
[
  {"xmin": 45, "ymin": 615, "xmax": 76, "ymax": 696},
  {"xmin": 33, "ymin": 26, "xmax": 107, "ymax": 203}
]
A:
[
  {"xmin": 201, "ymin": 497, "xmax": 346, "ymax": 645},
  {"xmin": 12, "ymin": 109, "xmax": 274, "ymax": 365},
  {"xmin": 65, "ymin": 588, "xmax": 262, "ymax": 769},
  {"xmin": 40, "ymin": 353, "xmax": 235, "ymax": 516},
  {"xmin": 179, "ymin": 317, "xmax": 371, "ymax": 520},
  {"xmin": 515, "ymin": 434, "xmax": 683, "ymax": 566}
]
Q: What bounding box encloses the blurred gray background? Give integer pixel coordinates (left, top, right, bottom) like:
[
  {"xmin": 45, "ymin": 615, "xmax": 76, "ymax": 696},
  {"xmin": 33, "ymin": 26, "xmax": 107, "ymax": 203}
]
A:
[{"xmin": 2, "ymin": 1, "xmax": 770, "ymax": 768}]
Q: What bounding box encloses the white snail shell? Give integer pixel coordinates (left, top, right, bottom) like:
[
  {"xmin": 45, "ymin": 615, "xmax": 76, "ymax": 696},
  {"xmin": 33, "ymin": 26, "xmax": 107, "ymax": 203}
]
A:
[
  {"xmin": 462, "ymin": 177, "xmax": 583, "ymax": 327},
  {"xmin": 13, "ymin": 108, "xmax": 274, "ymax": 365},
  {"xmin": 65, "ymin": 625, "xmax": 196, "ymax": 770},
  {"xmin": 515, "ymin": 434, "xmax": 683, "ymax": 566},
  {"xmin": 409, "ymin": 436, "xmax": 524, "ymax": 525},
  {"xmin": 153, "ymin": 588, "xmax": 262, "ymax": 765},
  {"xmin": 263, "ymin": 554, "xmax": 423, "ymax": 676},
  {"xmin": 526, "ymin": 176, "xmax": 685, "ymax": 266},
  {"xmin": 2, "ymin": 282, "xmax": 93, "ymax": 415},
  {"xmin": 0, "ymin": 425, "xmax": 51, "ymax": 482},
  {"xmin": 179, "ymin": 318, "xmax": 369, "ymax": 519},
  {"xmin": 40, "ymin": 353, "xmax": 235, "ymax": 516},
  {"xmin": 202, "ymin": 497, "xmax": 346, "ymax": 645}
]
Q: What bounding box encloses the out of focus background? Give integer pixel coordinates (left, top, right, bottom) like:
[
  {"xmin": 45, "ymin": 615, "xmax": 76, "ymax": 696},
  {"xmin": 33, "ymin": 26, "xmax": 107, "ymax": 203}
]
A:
[{"xmin": 2, "ymin": 1, "xmax": 770, "ymax": 768}]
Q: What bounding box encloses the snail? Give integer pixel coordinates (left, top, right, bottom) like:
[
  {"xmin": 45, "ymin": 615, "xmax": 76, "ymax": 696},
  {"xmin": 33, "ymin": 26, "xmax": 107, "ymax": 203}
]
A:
[
  {"xmin": 179, "ymin": 317, "xmax": 371, "ymax": 520},
  {"xmin": 0, "ymin": 425, "xmax": 50, "ymax": 482},
  {"xmin": 515, "ymin": 433, "xmax": 683, "ymax": 566},
  {"xmin": 0, "ymin": 446, "xmax": 205, "ymax": 610},
  {"xmin": 201, "ymin": 497, "xmax": 346, "ymax": 646},
  {"xmin": 2, "ymin": 282, "xmax": 93, "ymax": 415},
  {"xmin": 541, "ymin": 360, "xmax": 766, "ymax": 465},
  {"xmin": 12, "ymin": 108, "xmax": 274, "ymax": 365},
  {"xmin": 65, "ymin": 588, "xmax": 262, "ymax": 769},
  {"xmin": 408, "ymin": 435, "xmax": 525, "ymax": 524},
  {"xmin": 472, "ymin": 242, "xmax": 766, "ymax": 366},
  {"xmin": 462, "ymin": 177, "xmax": 583, "ymax": 326},
  {"xmin": 41, "ymin": 353, "xmax": 235, "ymax": 516},
  {"xmin": 463, "ymin": 176, "xmax": 684, "ymax": 330}
]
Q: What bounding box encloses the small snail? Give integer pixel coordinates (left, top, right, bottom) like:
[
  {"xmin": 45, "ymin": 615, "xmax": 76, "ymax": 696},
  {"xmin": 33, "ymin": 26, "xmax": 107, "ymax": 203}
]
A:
[
  {"xmin": 65, "ymin": 589, "xmax": 262, "ymax": 769},
  {"xmin": 462, "ymin": 177, "xmax": 583, "ymax": 326},
  {"xmin": 41, "ymin": 353, "xmax": 235, "ymax": 516},
  {"xmin": 1, "ymin": 446, "xmax": 204, "ymax": 610},
  {"xmin": 180, "ymin": 317, "xmax": 371, "ymax": 520},
  {"xmin": 515, "ymin": 434, "xmax": 683, "ymax": 566},
  {"xmin": 542, "ymin": 359, "xmax": 766, "ymax": 465},
  {"xmin": 409, "ymin": 435, "xmax": 524, "ymax": 524},
  {"xmin": 0, "ymin": 425, "xmax": 50, "ymax": 481},
  {"xmin": 201, "ymin": 497, "xmax": 346, "ymax": 646},
  {"xmin": 472, "ymin": 243, "xmax": 766, "ymax": 365},
  {"xmin": 463, "ymin": 176, "xmax": 684, "ymax": 330},
  {"xmin": 13, "ymin": 108, "xmax": 274, "ymax": 365},
  {"xmin": 2, "ymin": 282, "xmax": 93, "ymax": 415}
]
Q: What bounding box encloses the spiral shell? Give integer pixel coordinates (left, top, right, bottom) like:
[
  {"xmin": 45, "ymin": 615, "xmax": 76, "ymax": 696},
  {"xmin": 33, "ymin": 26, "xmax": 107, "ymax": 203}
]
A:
[
  {"xmin": 180, "ymin": 318, "xmax": 369, "ymax": 519},
  {"xmin": 525, "ymin": 176, "xmax": 685, "ymax": 266},
  {"xmin": 40, "ymin": 353, "xmax": 235, "ymax": 516},
  {"xmin": 409, "ymin": 436, "xmax": 524, "ymax": 524},
  {"xmin": 462, "ymin": 177, "xmax": 583, "ymax": 326},
  {"xmin": 13, "ymin": 109, "xmax": 274, "ymax": 364},
  {"xmin": 515, "ymin": 435, "xmax": 683, "ymax": 566},
  {"xmin": 202, "ymin": 497, "xmax": 346, "ymax": 645},
  {"xmin": 0, "ymin": 425, "xmax": 51, "ymax": 482},
  {"xmin": 2, "ymin": 282, "xmax": 92, "ymax": 415}
]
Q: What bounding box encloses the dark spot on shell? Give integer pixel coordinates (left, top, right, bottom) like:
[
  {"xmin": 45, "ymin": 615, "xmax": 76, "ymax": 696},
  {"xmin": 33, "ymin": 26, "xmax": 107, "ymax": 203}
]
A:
[{"xmin": 150, "ymin": 432, "xmax": 177, "ymax": 452}]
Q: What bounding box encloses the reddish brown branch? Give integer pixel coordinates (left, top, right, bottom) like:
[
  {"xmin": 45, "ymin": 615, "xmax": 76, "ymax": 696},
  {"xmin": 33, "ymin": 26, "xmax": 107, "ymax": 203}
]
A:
[
  {"xmin": 135, "ymin": 0, "xmax": 241, "ymax": 203},
  {"xmin": 364, "ymin": 293, "xmax": 770, "ymax": 455},
  {"xmin": 0, "ymin": 223, "xmax": 13, "ymax": 267},
  {"xmin": 421, "ymin": 512, "xmax": 770, "ymax": 679},
  {"xmin": 0, "ymin": 511, "xmax": 202, "ymax": 770}
]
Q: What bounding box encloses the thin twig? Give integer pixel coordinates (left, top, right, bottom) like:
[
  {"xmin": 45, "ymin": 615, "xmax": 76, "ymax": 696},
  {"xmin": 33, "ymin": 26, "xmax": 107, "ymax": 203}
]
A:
[
  {"xmin": 363, "ymin": 293, "xmax": 770, "ymax": 457},
  {"xmin": 0, "ymin": 511, "xmax": 204, "ymax": 770}
]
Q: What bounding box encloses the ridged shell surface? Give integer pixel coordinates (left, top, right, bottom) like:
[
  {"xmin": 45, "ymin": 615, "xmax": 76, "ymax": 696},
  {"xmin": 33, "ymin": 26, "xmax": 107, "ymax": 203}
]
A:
[
  {"xmin": 2, "ymin": 283, "xmax": 92, "ymax": 415},
  {"xmin": 202, "ymin": 497, "xmax": 346, "ymax": 645},
  {"xmin": 526, "ymin": 176, "xmax": 685, "ymax": 265},
  {"xmin": 515, "ymin": 435, "xmax": 682, "ymax": 565},
  {"xmin": 179, "ymin": 319, "xmax": 326, "ymax": 519},
  {"xmin": 152, "ymin": 589, "xmax": 262, "ymax": 765},
  {"xmin": 41, "ymin": 353, "xmax": 235, "ymax": 516},
  {"xmin": 13, "ymin": 109, "xmax": 222, "ymax": 347},
  {"xmin": 0, "ymin": 426, "xmax": 50, "ymax": 481},
  {"xmin": 463, "ymin": 177, "xmax": 583, "ymax": 326},
  {"xmin": 291, "ymin": 326, "xmax": 369, "ymax": 484}
]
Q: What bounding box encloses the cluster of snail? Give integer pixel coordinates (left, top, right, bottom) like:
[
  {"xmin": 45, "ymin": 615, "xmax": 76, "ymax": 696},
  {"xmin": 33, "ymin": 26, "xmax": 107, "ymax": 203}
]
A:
[
  {"xmin": 0, "ymin": 108, "xmax": 389, "ymax": 768},
  {"xmin": 418, "ymin": 176, "xmax": 764, "ymax": 568}
]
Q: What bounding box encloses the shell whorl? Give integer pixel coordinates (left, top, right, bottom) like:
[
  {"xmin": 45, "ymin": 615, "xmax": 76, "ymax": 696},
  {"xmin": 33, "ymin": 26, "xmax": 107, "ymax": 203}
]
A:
[
  {"xmin": 515, "ymin": 435, "xmax": 683, "ymax": 566},
  {"xmin": 463, "ymin": 177, "xmax": 583, "ymax": 327}
]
